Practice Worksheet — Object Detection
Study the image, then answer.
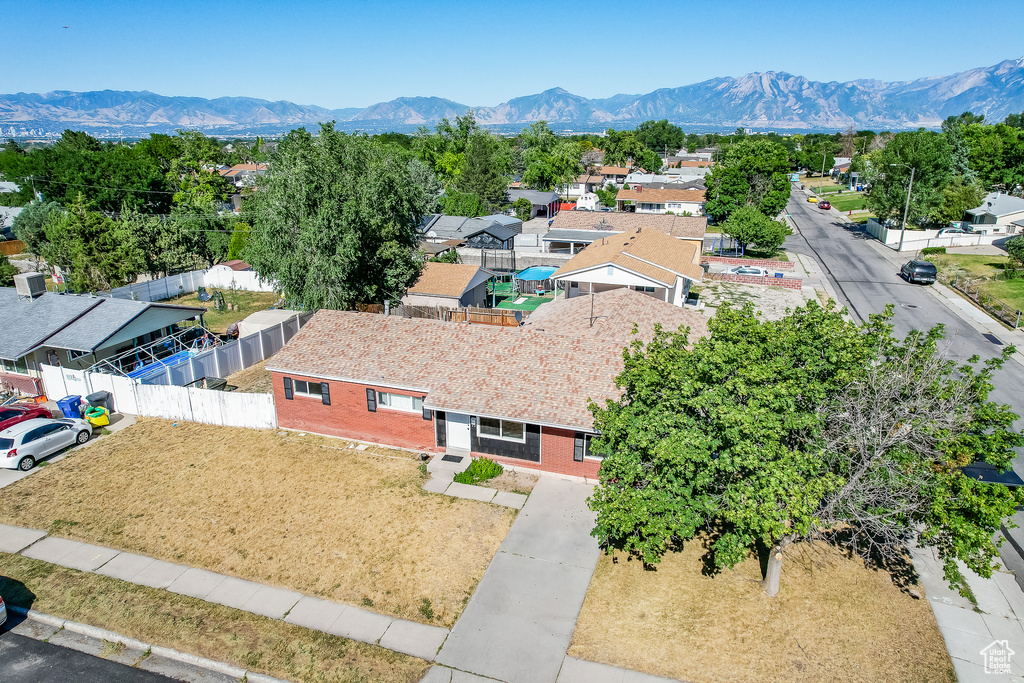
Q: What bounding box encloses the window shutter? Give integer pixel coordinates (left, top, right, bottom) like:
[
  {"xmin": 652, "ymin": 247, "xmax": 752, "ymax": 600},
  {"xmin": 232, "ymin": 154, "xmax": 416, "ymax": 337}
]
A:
[
  {"xmin": 283, "ymin": 377, "xmax": 293, "ymax": 400},
  {"xmin": 365, "ymin": 388, "xmax": 376, "ymax": 412},
  {"xmin": 321, "ymin": 382, "xmax": 331, "ymax": 406},
  {"xmin": 573, "ymin": 434, "xmax": 585, "ymax": 462}
]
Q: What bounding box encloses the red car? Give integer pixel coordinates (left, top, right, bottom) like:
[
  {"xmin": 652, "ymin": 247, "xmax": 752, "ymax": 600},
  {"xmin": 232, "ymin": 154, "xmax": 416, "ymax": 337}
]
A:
[
  {"xmin": 818, "ymin": 200, "xmax": 831, "ymax": 210},
  {"xmin": 0, "ymin": 404, "xmax": 54, "ymax": 432}
]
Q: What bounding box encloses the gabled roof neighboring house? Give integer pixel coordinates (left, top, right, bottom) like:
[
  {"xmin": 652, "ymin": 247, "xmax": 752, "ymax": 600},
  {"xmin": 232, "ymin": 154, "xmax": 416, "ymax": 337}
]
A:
[
  {"xmin": 523, "ymin": 288, "xmax": 709, "ymax": 346},
  {"xmin": 551, "ymin": 228, "xmax": 703, "ymax": 308},
  {"xmin": 617, "ymin": 187, "xmax": 706, "ymax": 215},
  {"xmin": 403, "ymin": 262, "xmax": 493, "ymax": 308},
  {"xmin": 508, "ymin": 189, "xmax": 560, "ymax": 205},
  {"xmin": 548, "ymin": 211, "xmax": 707, "ymax": 241},
  {"xmin": 616, "ymin": 188, "xmax": 706, "ymax": 204},
  {"xmin": 0, "ymin": 288, "xmax": 204, "ymax": 361},
  {"xmin": 553, "ymin": 228, "xmax": 703, "ymax": 286},
  {"xmin": 420, "ymin": 215, "xmax": 519, "ymax": 247},
  {"xmin": 966, "ymin": 192, "xmax": 1024, "ymax": 224},
  {"xmin": 598, "ymin": 166, "xmax": 631, "ymax": 176}
]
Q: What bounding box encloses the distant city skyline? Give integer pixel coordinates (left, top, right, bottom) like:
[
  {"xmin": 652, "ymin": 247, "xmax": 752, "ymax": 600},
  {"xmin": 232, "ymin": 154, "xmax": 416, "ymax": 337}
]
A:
[{"xmin": 7, "ymin": 0, "xmax": 1023, "ymax": 109}]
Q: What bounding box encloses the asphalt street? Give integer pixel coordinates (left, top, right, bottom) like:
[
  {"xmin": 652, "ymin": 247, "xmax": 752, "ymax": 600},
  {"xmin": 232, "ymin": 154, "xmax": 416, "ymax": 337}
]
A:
[
  {"xmin": 0, "ymin": 629, "xmax": 175, "ymax": 683},
  {"xmin": 785, "ymin": 195, "xmax": 1024, "ymax": 467}
]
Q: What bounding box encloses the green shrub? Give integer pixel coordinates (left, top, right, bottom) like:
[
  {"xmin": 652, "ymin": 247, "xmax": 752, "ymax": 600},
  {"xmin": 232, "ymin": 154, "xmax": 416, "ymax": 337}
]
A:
[
  {"xmin": 921, "ymin": 247, "xmax": 947, "ymax": 255},
  {"xmin": 453, "ymin": 457, "xmax": 503, "ymax": 485}
]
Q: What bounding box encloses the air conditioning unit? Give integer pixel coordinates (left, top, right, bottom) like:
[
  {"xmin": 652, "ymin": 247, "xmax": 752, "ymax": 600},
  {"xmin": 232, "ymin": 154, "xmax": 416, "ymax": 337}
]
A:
[{"xmin": 14, "ymin": 272, "xmax": 46, "ymax": 299}]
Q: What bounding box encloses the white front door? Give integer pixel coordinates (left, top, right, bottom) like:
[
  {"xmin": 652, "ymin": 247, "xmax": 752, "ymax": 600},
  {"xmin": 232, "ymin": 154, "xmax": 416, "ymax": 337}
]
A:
[{"xmin": 446, "ymin": 413, "xmax": 471, "ymax": 451}]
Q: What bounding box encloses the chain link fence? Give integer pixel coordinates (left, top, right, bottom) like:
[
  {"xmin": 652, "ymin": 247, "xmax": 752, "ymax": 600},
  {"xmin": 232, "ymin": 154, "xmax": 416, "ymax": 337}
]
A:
[{"xmin": 945, "ymin": 271, "xmax": 1023, "ymax": 329}]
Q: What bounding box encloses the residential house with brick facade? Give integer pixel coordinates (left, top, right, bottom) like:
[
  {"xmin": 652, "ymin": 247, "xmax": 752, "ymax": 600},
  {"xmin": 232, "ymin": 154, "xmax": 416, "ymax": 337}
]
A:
[{"xmin": 267, "ymin": 311, "xmax": 638, "ymax": 479}]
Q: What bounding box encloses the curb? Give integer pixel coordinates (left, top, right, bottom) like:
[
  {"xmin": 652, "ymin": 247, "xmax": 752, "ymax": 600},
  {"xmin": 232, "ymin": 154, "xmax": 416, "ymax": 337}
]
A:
[{"xmin": 6, "ymin": 605, "xmax": 291, "ymax": 683}]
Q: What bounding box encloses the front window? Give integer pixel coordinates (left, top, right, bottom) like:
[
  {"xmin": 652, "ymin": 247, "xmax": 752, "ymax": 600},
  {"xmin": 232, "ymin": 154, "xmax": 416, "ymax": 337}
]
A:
[
  {"xmin": 293, "ymin": 380, "xmax": 323, "ymax": 398},
  {"xmin": 376, "ymin": 391, "xmax": 423, "ymax": 413},
  {"xmin": 68, "ymin": 349, "xmax": 91, "ymax": 362},
  {"xmin": 477, "ymin": 417, "xmax": 526, "ymax": 442},
  {"xmin": 0, "ymin": 357, "xmax": 28, "ymax": 375}
]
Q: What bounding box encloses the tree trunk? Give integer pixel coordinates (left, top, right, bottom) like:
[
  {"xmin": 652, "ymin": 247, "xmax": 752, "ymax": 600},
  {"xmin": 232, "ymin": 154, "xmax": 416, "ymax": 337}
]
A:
[{"xmin": 763, "ymin": 544, "xmax": 784, "ymax": 597}]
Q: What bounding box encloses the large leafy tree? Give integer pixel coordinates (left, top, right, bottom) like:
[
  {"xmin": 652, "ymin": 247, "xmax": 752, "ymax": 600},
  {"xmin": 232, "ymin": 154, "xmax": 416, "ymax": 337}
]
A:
[
  {"xmin": 864, "ymin": 130, "xmax": 953, "ymax": 227},
  {"xmin": 11, "ymin": 200, "xmax": 62, "ymax": 256},
  {"xmin": 454, "ymin": 131, "xmax": 510, "ymax": 213},
  {"xmin": 963, "ymin": 123, "xmax": 1024, "ymax": 192},
  {"xmin": 589, "ymin": 302, "xmax": 1023, "ymax": 597},
  {"xmin": 721, "ymin": 205, "xmax": 791, "ymax": 255},
  {"xmin": 42, "ymin": 195, "xmax": 145, "ymax": 291},
  {"xmin": 248, "ymin": 123, "xmax": 429, "ymax": 309},
  {"xmin": 602, "ymin": 128, "xmax": 662, "ymax": 173},
  {"xmin": 415, "ymin": 112, "xmax": 478, "ymax": 186},
  {"xmin": 634, "ymin": 120, "xmax": 685, "ymax": 156},
  {"xmin": 704, "ymin": 138, "xmax": 791, "ymax": 222}
]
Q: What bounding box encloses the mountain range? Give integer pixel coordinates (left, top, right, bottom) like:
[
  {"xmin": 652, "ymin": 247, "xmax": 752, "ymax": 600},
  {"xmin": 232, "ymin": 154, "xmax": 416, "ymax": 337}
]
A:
[{"xmin": 2, "ymin": 58, "xmax": 1022, "ymax": 137}]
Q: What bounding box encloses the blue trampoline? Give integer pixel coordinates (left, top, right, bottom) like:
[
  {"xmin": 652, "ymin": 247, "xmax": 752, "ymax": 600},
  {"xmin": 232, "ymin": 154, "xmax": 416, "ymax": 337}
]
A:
[{"xmin": 514, "ymin": 266, "xmax": 558, "ymax": 294}]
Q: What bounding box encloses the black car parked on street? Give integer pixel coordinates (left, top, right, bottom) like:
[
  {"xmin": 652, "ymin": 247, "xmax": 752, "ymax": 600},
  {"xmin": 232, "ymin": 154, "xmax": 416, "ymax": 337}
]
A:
[{"xmin": 900, "ymin": 260, "xmax": 937, "ymax": 285}]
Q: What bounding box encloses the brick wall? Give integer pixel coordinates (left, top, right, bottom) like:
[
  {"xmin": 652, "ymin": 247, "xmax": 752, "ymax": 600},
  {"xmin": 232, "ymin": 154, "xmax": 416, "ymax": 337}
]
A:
[
  {"xmin": 706, "ymin": 272, "xmax": 803, "ymax": 290},
  {"xmin": 273, "ymin": 372, "xmax": 604, "ymax": 479},
  {"xmin": 272, "ymin": 372, "xmax": 439, "ymax": 453},
  {"xmin": 701, "ymin": 256, "xmax": 795, "ymax": 271}
]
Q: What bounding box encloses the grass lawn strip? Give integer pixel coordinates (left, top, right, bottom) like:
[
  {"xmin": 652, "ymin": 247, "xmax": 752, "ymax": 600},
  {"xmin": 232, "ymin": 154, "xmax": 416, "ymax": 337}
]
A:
[
  {"xmin": 926, "ymin": 253, "xmax": 1024, "ymax": 313},
  {"xmin": 164, "ymin": 289, "xmax": 283, "ymax": 334},
  {"xmin": 569, "ymin": 539, "xmax": 953, "ymax": 683},
  {"xmin": 0, "ymin": 553, "xmax": 427, "ymax": 683},
  {"xmin": 0, "ymin": 418, "xmax": 515, "ymax": 628}
]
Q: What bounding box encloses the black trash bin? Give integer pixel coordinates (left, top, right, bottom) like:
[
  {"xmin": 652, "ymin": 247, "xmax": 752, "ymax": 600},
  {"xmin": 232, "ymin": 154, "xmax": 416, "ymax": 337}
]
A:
[{"xmin": 86, "ymin": 390, "xmax": 113, "ymax": 413}]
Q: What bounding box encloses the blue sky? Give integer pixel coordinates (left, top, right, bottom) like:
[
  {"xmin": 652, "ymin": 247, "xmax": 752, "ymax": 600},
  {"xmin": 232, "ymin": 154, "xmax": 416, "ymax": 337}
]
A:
[{"xmin": 8, "ymin": 0, "xmax": 1022, "ymax": 109}]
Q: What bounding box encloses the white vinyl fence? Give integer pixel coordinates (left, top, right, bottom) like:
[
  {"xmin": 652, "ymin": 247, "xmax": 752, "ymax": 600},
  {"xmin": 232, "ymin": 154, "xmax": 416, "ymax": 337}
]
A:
[
  {"xmin": 865, "ymin": 219, "xmax": 1010, "ymax": 252},
  {"xmin": 89, "ymin": 268, "xmax": 276, "ymax": 302},
  {"xmin": 39, "ymin": 364, "xmax": 278, "ymax": 429},
  {"xmin": 35, "ymin": 312, "xmax": 312, "ymax": 429}
]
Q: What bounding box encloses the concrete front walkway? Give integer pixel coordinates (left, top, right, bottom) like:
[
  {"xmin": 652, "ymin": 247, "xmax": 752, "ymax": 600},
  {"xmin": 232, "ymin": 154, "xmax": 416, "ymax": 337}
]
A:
[
  {"xmin": 0, "ymin": 523, "xmax": 449, "ymax": 662},
  {"xmin": 431, "ymin": 476, "xmax": 673, "ymax": 683}
]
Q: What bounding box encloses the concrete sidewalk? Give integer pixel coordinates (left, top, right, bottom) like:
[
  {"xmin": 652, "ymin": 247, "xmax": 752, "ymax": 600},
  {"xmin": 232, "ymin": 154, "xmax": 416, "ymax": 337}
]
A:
[
  {"xmin": 0, "ymin": 523, "xmax": 449, "ymax": 662},
  {"xmin": 912, "ymin": 544, "xmax": 1024, "ymax": 682}
]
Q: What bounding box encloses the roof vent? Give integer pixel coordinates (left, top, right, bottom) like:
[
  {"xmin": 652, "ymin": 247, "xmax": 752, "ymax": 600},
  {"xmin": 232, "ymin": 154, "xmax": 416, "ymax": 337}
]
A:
[{"xmin": 14, "ymin": 272, "xmax": 46, "ymax": 299}]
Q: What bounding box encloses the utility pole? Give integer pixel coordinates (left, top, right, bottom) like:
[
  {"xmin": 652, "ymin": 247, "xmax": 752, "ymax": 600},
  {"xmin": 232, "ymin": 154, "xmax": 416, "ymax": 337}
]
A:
[
  {"xmin": 891, "ymin": 164, "xmax": 916, "ymax": 252},
  {"xmin": 819, "ymin": 152, "xmax": 827, "ymax": 195}
]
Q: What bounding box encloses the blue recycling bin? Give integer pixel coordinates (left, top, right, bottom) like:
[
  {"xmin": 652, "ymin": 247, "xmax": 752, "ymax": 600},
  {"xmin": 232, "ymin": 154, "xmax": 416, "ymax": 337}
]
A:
[{"xmin": 57, "ymin": 395, "xmax": 83, "ymax": 419}]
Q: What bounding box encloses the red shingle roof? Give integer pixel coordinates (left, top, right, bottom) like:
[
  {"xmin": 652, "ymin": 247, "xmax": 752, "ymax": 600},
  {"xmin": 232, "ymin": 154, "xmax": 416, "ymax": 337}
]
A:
[{"xmin": 267, "ymin": 311, "xmax": 625, "ymax": 430}]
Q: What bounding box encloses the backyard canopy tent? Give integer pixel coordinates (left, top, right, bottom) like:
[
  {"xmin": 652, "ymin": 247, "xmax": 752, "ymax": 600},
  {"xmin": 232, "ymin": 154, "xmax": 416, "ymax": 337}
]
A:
[
  {"xmin": 237, "ymin": 309, "xmax": 304, "ymax": 339},
  {"xmin": 514, "ymin": 266, "xmax": 558, "ymax": 294}
]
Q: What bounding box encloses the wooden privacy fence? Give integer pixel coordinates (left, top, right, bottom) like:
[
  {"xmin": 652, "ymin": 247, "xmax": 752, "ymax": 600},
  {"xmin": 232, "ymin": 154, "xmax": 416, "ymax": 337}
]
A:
[
  {"xmin": 449, "ymin": 307, "xmax": 524, "ymax": 326},
  {"xmin": 356, "ymin": 303, "xmax": 526, "ymax": 326},
  {"xmin": 0, "ymin": 240, "xmax": 27, "ymax": 256}
]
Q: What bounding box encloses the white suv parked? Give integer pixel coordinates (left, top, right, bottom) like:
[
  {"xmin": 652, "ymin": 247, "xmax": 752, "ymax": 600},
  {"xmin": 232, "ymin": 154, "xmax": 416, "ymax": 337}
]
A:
[{"xmin": 0, "ymin": 417, "xmax": 93, "ymax": 471}]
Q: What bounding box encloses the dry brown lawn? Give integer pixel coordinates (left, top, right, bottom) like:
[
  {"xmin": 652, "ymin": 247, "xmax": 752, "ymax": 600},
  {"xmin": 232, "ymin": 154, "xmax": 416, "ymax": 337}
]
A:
[
  {"xmin": 0, "ymin": 553, "xmax": 427, "ymax": 683},
  {"xmin": 226, "ymin": 358, "xmax": 273, "ymax": 393},
  {"xmin": 570, "ymin": 539, "xmax": 954, "ymax": 683},
  {"xmin": 0, "ymin": 418, "xmax": 516, "ymax": 628},
  {"xmin": 485, "ymin": 468, "xmax": 538, "ymax": 495}
]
